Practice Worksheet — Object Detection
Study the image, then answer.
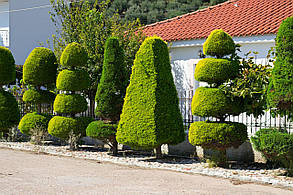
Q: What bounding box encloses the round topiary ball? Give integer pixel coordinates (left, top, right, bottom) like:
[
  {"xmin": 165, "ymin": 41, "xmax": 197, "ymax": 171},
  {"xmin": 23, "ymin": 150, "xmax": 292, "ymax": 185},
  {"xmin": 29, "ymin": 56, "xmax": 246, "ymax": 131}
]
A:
[
  {"xmin": 23, "ymin": 47, "xmax": 57, "ymax": 86},
  {"xmin": 60, "ymin": 42, "xmax": 88, "ymax": 68},
  {"xmin": 18, "ymin": 112, "xmax": 51, "ymax": 135},
  {"xmin": 23, "ymin": 89, "xmax": 56, "ymax": 104},
  {"xmin": 56, "ymin": 69, "xmax": 90, "ymax": 91},
  {"xmin": 191, "ymin": 87, "xmax": 231, "ymax": 118},
  {"xmin": 48, "ymin": 116, "xmax": 80, "ymax": 140},
  {"xmin": 86, "ymin": 121, "xmax": 117, "ymax": 139},
  {"xmin": 0, "ymin": 46, "xmax": 16, "ymax": 85},
  {"xmin": 194, "ymin": 58, "xmax": 239, "ymax": 84},
  {"xmin": 188, "ymin": 121, "xmax": 248, "ymax": 150},
  {"xmin": 0, "ymin": 90, "xmax": 20, "ymax": 132},
  {"xmin": 203, "ymin": 29, "xmax": 236, "ymax": 58},
  {"xmin": 53, "ymin": 94, "xmax": 88, "ymax": 114}
]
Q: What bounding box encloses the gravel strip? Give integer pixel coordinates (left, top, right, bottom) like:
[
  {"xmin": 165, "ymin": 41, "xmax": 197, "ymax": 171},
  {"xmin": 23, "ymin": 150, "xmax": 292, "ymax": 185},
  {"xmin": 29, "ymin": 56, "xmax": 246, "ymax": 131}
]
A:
[{"xmin": 0, "ymin": 142, "xmax": 292, "ymax": 189}]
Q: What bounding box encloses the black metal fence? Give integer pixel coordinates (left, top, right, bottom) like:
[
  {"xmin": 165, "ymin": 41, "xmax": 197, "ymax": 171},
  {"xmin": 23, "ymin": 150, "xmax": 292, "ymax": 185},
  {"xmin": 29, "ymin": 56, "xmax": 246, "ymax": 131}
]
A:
[{"xmin": 18, "ymin": 90, "xmax": 293, "ymax": 135}]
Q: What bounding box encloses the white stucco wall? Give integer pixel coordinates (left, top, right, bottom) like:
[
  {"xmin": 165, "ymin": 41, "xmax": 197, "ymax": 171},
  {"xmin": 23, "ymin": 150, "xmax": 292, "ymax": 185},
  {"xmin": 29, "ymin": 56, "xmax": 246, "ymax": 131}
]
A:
[
  {"xmin": 9, "ymin": 0, "xmax": 55, "ymax": 65},
  {"xmin": 169, "ymin": 34, "xmax": 276, "ymax": 92}
]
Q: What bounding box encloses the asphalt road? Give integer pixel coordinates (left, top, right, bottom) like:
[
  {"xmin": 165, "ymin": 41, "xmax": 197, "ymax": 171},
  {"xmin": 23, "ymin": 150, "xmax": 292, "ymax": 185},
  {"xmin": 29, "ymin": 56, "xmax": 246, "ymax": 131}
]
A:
[{"xmin": 0, "ymin": 148, "xmax": 292, "ymax": 195}]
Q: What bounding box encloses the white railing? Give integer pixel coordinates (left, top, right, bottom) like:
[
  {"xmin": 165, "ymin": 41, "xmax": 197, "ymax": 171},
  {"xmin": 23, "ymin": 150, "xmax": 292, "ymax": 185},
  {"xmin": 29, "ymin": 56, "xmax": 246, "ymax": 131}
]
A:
[{"xmin": 0, "ymin": 29, "xmax": 9, "ymax": 47}]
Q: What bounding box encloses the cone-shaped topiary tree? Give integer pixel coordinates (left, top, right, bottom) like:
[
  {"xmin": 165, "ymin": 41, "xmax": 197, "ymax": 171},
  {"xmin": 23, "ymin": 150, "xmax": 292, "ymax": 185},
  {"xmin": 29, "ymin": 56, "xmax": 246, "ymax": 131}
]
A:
[
  {"xmin": 86, "ymin": 37, "xmax": 128, "ymax": 155},
  {"xmin": 0, "ymin": 46, "xmax": 20, "ymax": 137},
  {"xmin": 48, "ymin": 42, "xmax": 92, "ymax": 149},
  {"xmin": 116, "ymin": 36, "xmax": 185, "ymax": 158},
  {"xmin": 19, "ymin": 47, "xmax": 57, "ymax": 136},
  {"xmin": 267, "ymin": 16, "xmax": 293, "ymax": 115},
  {"xmin": 188, "ymin": 30, "xmax": 248, "ymax": 166}
]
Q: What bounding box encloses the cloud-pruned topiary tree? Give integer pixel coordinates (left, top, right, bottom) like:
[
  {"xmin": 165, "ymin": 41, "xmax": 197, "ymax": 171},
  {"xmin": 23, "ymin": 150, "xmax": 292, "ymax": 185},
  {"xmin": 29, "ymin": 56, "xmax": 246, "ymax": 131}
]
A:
[
  {"xmin": 188, "ymin": 29, "xmax": 248, "ymax": 166},
  {"xmin": 116, "ymin": 36, "xmax": 185, "ymax": 158},
  {"xmin": 48, "ymin": 42, "xmax": 92, "ymax": 150},
  {"xmin": 0, "ymin": 46, "xmax": 20, "ymax": 137},
  {"xmin": 267, "ymin": 16, "xmax": 293, "ymax": 116},
  {"xmin": 86, "ymin": 37, "xmax": 128, "ymax": 155},
  {"xmin": 19, "ymin": 47, "xmax": 57, "ymax": 137}
]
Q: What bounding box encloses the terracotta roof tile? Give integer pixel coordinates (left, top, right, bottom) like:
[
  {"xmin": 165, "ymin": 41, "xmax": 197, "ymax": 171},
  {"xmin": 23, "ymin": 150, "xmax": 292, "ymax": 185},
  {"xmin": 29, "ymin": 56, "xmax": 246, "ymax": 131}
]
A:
[{"xmin": 143, "ymin": 0, "xmax": 293, "ymax": 41}]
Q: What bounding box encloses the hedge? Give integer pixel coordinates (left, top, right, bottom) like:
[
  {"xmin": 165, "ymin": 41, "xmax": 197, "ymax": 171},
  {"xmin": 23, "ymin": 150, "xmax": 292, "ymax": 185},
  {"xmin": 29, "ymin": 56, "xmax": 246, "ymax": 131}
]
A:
[
  {"xmin": 60, "ymin": 42, "xmax": 88, "ymax": 68},
  {"xmin": 0, "ymin": 90, "xmax": 20, "ymax": 132},
  {"xmin": 203, "ymin": 29, "xmax": 235, "ymax": 58},
  {"xmin": 48, "ymin": 116, "xmax": 80, "ymax": 140},
  {"xmin": 188, "ymin": 121, "xmax": 248, "ymax": 150},
  {"xmin": 86, "ymin": 121, "xmax": 117, "ymax": 139},
  {"xmin": 23, "ymin": 47, "xmax": 57, "ymax": 86},
  {"xmin": 18, "ymin": 112, "xmax": 51, "ymax": 135},
  {"xmin": 95, "ymin": 37, "xmax": 128, "ymax": 121},
  {"xmin": 56, "ymin": 69, "xmax": 90, "ymax": 91},
  {"xmin": 194, "ymin": 58, "xmax": 239, "ymax": 84},
  {"xmin": 53, "ymin": 94, "xmax": 88, "ymax": 114},
  {"xmin": 116, "ymin": 37, "xmax": 185, "ymax": 149},
  {"xmin": 0, "ymin": 46, "xmax": 16, "ymax": 85},
  {"xmin": 23, "ymin": 89, "xmax": 56, "ymax": 104}
]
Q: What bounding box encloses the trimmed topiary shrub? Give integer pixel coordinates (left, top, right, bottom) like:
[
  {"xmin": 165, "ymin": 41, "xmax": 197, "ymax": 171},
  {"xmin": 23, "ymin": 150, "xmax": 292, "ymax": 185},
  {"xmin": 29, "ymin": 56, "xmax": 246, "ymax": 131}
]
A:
[
  {"xmin": 203, "ymin": 29, "xmax": 235, "ymax": 58},
  {"xmin": 56, "ymin": 69, "xmax": 90, "ymax": 91},
  {"xmin": 87, "ymin": 121, "xmax": 117, "ymax": 140},
  {"xmin": 0, "ymin": 46, "xmax": 16, "ymax": 85},
  {"xmin": 267, "ymin": 17, "xmax": 293, "ymax": 115},
  {"xmin": 60, "ymin": 42, "xmax": 88, "ymax": 68},
  {"xmin": 0, "ymin": 90, "xmax": 20, "ymax": 133},
  {"xmin": 23, "ymin": 89, "xmax": 56, "ymax": 104},
  {"xmin": 194, "ymin": 58, "xmax": 239, "ymax": 84},
  {"xmin": 95, "ymin": 37, "xmax": 128, "ymax": 122},
  {"xmin": 49, "ymin": 42, "xmax": 89, "ymax": 149},
  {"xmin": 116, "ymin": 37, "xmax": 185, "ymax": 157},
  {"xmin": 189, "ymin": 30, "xmax": 247, "ymax": 165},
  {"xmin": 53, "ymin": 94, "xmax": 88, "ymax": 114},
  {"xmin": 251, "ymin": 129, "xmax": 293, "ymax": 176},
  {"xmin": 189, "ymin": 121, "xmax": 248, "ymax": 150},
  {"xmin": 18, "ymin": 112, "xmax": 51, "ymax": 135},
  {"xmin": 23, "ymin": 47, "xmax": 57, "ymax": 86}
]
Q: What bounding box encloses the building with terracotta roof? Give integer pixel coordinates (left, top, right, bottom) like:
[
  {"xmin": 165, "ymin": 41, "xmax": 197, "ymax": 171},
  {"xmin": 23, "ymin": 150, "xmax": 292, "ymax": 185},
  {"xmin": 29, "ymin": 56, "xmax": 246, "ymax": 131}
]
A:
[{"xmin": 143, "ymin": 0, "xmax": 293, "ymax": 92}]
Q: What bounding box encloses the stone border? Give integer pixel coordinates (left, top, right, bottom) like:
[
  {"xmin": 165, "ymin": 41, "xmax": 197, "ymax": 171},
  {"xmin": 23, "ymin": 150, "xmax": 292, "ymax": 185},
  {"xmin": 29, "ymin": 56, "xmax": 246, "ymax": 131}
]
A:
[{"xmin": 0, "ymin": 142, "xmax": 292, "ymax": 190}]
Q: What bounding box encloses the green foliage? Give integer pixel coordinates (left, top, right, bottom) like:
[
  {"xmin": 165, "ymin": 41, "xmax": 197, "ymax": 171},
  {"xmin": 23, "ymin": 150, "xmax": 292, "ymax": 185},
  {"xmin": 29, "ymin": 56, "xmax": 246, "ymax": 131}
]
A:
[
  {"xmin": 95, "ymin": 37, "xmax": 128, "ymax": 121},
  {"xmin": 76, "ymin": 117, "xmax": 94, "ymax": 137},
  {"xmin": 251, "ymin": 129, "xmax": 293, "ymax": 175},
  {"xmin": 23, "ymin": 47, "xmax": 57, "ymax": 86},
  {"xmin": 23, "ymin": 89, "xmax": 56, "ymax": 104},
  {"xmin": 53, "ymin": 94, "xmax": 88, "ymax": 114},
  {"xmin": 49, "ymin": 0, "xmax": 145, "ymax": 90},
  {"xmin": 105, "ymin": 0, "xmax": 227, "ymax": 25},
  {"xmin": 267, "ymin": 17, "xmax": 293, "ymax": 117},
  {"xmin": 188, "ymin": 121, "xmax": 248, "ymax": 150},
  {"xmin": 18, "ymin": 112, "xmax": 51, "ymax": 135},
  {"xmin": 0, "ymin": 90, "xmax": 20, "ymax": 132},
  {"xmin": 48, "ymin": 116, "xmax": 80, "ymax": 140},
  {"xmin": 221, "ymin": 51, "xmax": 273, "ymax": 118},
  {"xmin": 56, "ymin": 69, "xmax": 90, "ymax": 91},
  {"xmin": 0, "ymin": 46, "xmax": 16, "ymax": 85},
  {"xmin": 191, "ymin": 87, "xmax": 241, "ymax": 118},
  {"xmin": 117, "ymin": 37, "xmax": 185, "ymax": 149},
  {"xmin": 60, "ymin": 42, "xmax": 88, "ymax": 68},
  {"xmin": 203, "ymin": 29, "xmax": 235, "ymax": 58},
  {"xmin": 86, "ymin": 121, "xmax": 117, "ymax": 139},
  {"xmin": 194, "ymin": 58, "xmax": 239, "ymax": 84}
]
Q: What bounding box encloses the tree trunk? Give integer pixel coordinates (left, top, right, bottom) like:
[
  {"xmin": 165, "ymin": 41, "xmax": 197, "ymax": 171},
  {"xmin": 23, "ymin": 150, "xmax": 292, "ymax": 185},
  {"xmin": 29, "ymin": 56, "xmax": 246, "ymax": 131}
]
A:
[
  {"xmin": 155, "ymin": 145, "xmax": 162, "ymax": 159},
  {"xmin": 112, "ymin": 137, "xmax": 118, "ymax": 156}
]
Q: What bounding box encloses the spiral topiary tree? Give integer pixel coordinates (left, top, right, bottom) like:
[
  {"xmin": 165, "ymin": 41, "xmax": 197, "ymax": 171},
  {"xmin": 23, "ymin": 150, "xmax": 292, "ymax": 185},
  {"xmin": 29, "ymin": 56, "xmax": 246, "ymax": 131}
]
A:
[
  {"xmin": 19, "ymin": 47, "xmax": 57, "ymax": 136},
  {"xmin": 86, "ymin": 37, "xmax": 128, "ymax": 155},
  {"xmin": 267, "ymin": 16, "xmax": 293, "ymax": 116},
  {"xmin": 0, "ymin": 46, "xmax": 19, "ymax": 137},
  {"xmin": 188, "ymin": 30, "xmax": 248, "ymax": 165},
  {"xmin": 116, "ymin": 36, "xmax": 185, "ymax": 158},
  {"xmin": 48, "ymin": 42, "xmax": 92, "ymax": 149}
]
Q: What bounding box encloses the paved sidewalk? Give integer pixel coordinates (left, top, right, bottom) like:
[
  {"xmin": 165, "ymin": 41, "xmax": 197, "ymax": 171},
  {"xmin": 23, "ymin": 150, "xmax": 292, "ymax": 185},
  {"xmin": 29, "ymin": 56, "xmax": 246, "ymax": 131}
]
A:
[{"xmin": 0, "ymin": 149, "xmax": 291, "ymax": 195}]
